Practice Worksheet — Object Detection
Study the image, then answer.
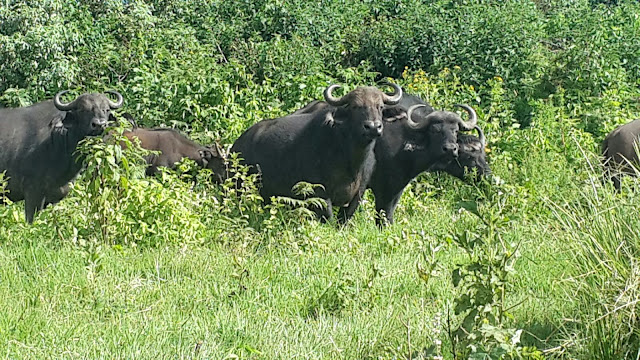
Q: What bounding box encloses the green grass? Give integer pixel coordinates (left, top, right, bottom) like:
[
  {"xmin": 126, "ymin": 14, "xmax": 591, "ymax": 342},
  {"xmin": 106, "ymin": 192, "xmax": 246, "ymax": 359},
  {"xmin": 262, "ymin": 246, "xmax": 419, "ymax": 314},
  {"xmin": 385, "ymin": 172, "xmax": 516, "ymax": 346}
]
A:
[
  {"xmin": 0, "ymin": 235, "xmax": 532, "ymax": 359},
  {"xmin": 0, "ymin": 169, "xmax": 577, "ymax": 359}
]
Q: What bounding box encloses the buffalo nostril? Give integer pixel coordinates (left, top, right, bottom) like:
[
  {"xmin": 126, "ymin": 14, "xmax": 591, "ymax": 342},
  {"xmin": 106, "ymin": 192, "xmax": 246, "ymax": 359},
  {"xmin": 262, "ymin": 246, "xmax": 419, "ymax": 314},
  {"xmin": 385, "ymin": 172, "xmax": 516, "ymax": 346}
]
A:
[
  {"xmin": 364, "ymin": 122, "xmax": 383, "ymax": 136},
  {"xmin": 91, "ymin": 120, "xmax": 106, "ymax": 130},
  {"xmin": 443, "ymin": 143, "xmax": 459, "ymax": 156}
]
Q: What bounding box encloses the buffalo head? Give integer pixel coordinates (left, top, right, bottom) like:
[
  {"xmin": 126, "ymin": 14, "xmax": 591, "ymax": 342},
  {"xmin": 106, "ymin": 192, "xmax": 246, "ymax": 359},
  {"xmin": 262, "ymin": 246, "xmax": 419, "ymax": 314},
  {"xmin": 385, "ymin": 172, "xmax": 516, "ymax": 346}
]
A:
[
  {"xmin": 405, "ymin": 103, "xmax": 478, "ymax": 159},
  {"xmin": 324, "ymin": 83, "xmax": 402, "ymax": 140},
  {"xmin": 199, "ymin": 142, "xmax": 227, "ymax": 183},
  {"xmin": 54, "ymin": 90, "xmax": 124, "ymax": 136},
  {"xmin": 434, "ymin": 126, "xmax": 490, "ymax": 180}
]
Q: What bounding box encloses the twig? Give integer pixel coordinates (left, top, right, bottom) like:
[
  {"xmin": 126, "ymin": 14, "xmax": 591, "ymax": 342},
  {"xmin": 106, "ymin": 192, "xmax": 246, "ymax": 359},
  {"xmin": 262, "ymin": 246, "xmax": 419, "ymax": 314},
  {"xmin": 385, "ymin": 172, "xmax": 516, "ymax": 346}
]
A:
[{"xmin": 216, "ymin": 43, "xmax": 228, "ymax": 64}]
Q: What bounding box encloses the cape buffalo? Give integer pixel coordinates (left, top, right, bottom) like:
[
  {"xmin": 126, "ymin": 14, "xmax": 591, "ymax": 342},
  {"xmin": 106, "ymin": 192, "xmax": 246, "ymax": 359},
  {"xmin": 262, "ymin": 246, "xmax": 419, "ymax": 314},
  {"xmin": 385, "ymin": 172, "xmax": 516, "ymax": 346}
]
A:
[
  {"xmin": 230, "ymin": 83, "xmax": 403, "ymax": 222},
  {"xmin": 377, "ymin": 93, "xmax": 490, "ymax": 179},
  {"xmin": 370, "ymin": 103, "xmax": 489, "ymax": 225},
  {"xmin": 293, "ymin": 94, "xmax": 488, "ymax": 225},
  {"xmin": 122, "ymin": 126, "xmax": 227, "ymax": 183},
  {"xmin": 602, "ymin": 119, "xmax": 640, "ymax": 190},
  {"xmin": 0, "ymin": 90, "xmax": 123, "ymax": 223},
  {"xmin": 432, "ymin": 128, "xmax": 489, "ymax": 181}
]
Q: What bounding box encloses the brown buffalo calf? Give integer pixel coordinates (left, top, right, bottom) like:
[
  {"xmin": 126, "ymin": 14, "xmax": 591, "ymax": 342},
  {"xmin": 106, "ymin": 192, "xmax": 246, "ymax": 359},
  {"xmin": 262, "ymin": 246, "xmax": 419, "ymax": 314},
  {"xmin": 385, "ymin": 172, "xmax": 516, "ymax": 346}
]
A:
[{"xmin": 123, "ymin": 127, "xmax": 226, "ymax": 183}]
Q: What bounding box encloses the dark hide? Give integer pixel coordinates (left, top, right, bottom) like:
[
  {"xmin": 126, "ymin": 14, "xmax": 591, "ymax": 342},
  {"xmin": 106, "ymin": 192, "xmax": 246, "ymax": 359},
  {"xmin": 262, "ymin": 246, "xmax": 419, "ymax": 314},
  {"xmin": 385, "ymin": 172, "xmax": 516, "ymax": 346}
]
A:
[
  {"xmin": 364, "ymin": 106, "xmax": 484, "ymax": 225},
  {"xmin": 230, "ymin": 84, "xmax": 402, "ymax": 222},
  {"xmin": 292, "ymin": 93, "xmax": 488, "ymax": 225},
  {"xmin": 431, "ymin": 132, "xmax": 490, "ymax": 181},
  {"xmin": 602, "ymin": 119, "xmax": 640, "ymax": 190},
  {"xmin": 0, "ymin": 91, "xmax": 122, "ymax": 223}
]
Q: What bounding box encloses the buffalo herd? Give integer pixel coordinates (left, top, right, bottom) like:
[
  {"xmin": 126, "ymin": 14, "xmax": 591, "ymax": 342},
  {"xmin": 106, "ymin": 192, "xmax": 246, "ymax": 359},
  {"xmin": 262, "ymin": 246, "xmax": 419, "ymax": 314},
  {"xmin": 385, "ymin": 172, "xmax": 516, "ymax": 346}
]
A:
[{"xmin": 0, "ymin": 83, "xmax": 635, "ymax": 224}]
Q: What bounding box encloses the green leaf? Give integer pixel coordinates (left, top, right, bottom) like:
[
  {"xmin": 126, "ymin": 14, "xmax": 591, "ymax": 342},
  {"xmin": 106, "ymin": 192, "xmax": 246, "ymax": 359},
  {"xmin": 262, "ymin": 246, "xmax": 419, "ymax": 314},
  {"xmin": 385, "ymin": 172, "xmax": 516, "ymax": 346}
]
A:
[{"xmin": 457, "ymin": 200, "xmax": 481, "ymax": 218}]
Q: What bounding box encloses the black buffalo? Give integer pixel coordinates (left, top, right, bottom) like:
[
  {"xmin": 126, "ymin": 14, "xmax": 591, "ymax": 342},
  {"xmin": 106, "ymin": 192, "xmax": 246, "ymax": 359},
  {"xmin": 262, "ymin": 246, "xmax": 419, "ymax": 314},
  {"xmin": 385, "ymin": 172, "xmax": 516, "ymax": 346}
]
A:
[
  {"xmin": 368, "ymin": 104, "xmax": 490, "ymax": 224},
  {"xmin": 293, "ymin": 94, "xmax": 488, "ymax": 225},
  {"xmin": 433, "ymin": 128, "xmax": 488, "ymax": 180},
  {"xmin": 121, "ymin": 126, "xmax": 227, "ymax": 183},
  {"xmin": 0, "ymin": 90, "xmax": 123, "ymax": 223},
  {"xmin": 230, "ymin": 83, "xmax": 403, "ymax": 222},
  {"xmin": 602, "ymin": 119, "xmax": 640, "ymax": 190},
  {"xmin": 378, "ymin": 92, "xmax": 490, "ymax": 179}
]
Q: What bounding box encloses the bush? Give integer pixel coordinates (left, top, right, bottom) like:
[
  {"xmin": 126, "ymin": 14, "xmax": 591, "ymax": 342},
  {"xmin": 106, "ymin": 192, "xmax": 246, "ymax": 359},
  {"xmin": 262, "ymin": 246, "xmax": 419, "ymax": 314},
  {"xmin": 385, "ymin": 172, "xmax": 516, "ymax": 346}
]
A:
[
  {"xmin": 0, "ymin": 1, "xmax": 86, "ymax": 96},
  {"xmin": 51, "ymin": 127, "xmax": 207, "ymax": 247},
  {"xmin": 355, "ymin": 1, "xmax": 547, "ymax": 90}
]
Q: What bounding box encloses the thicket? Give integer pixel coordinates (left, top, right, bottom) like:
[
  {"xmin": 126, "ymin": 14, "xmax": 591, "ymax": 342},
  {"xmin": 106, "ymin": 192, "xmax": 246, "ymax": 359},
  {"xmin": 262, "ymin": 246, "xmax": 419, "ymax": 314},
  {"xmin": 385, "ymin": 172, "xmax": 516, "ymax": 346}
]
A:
[{"xmin": 1, "ymin": 0, "xmax": 640, "ymax": 358}]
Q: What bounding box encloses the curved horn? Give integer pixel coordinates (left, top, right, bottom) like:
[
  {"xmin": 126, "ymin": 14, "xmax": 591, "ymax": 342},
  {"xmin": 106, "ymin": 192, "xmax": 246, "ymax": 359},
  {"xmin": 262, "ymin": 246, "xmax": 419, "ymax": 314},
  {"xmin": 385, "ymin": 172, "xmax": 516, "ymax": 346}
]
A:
[
  {"xmin": 121, "ymin": 113, "xmax": 137, "ymax": 129},
  {"xmin": 213, "ymin": 142, "xmax": 225, "ymax": 157},
  {"xmin": 405, "ymin": 104, "xmax": 430, "ymax": 130},
  {"xmin": 324, "ymin": 85, "xmax": 347, "ymax": 106},
  {"xmin": 381, "ymin": 82, "xmax": 402, "ymax": 105},
  {"xmin": 105, "ymin": 90, "xmax": 124, "ymax": 109},
  {"xmin": 53, "ymin": 90, "xmax": 77, "ymax": 111},
  {"xmin": 474, "ymin": 125, "xmax": 486, "ymax": 147},
  {"xmin": 453, "ymin": 104, "xmax": 478, "ymax": 131}
]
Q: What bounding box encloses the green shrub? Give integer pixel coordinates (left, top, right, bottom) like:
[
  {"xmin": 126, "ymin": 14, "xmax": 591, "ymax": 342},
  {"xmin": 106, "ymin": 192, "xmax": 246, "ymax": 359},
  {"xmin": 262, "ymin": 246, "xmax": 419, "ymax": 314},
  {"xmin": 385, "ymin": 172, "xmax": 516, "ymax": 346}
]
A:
[
  {"xmin": 51, "ymin": 126, "xmax": 206, "ymax": 247},
  {"xmin": 356, "ymin": 2, "xmax": 547, "ymax": 89},
  {"xmin": 0, "ymin": 1, "xmax": 86, "ymax": 95},
  {"xmin": 544, "ymin": 1, "xmax": 640, "ymax": 98}
]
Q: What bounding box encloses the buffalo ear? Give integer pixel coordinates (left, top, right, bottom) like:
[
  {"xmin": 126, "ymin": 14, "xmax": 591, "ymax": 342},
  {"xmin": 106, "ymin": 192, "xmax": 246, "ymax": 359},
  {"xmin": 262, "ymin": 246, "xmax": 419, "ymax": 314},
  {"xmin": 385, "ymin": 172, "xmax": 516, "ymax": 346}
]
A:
[
  {"xmin": 108, "ymin": 112, "xmax": 137, "ymax": 128},
  {"xmin": 199, "ymin": 149, "xmax": 213, "ymax": 160},
  {"xmin": 467, "ymin": 143, "xmax": 483, "ymax": 152},
  {"xmin": 198, "ymin": 149, "xmax": 212, "ymax": 167},
  {"xmin": 50, "ymin": 114, "xmax": 68, "ymax": 133},
  {"xmin": 121, "ymin": 113, "xmax": 137, "ymax": 128},
  {"xmin": 323, "ymin": 111, "xmax": 336, "ymax": 127},
  {"xmin": 51, "ymin": 114, "xmax": 64, "ymax": 127},
  {"xmin": 108, "ymin": 113, "xmax": 117, "ymax": 124}
]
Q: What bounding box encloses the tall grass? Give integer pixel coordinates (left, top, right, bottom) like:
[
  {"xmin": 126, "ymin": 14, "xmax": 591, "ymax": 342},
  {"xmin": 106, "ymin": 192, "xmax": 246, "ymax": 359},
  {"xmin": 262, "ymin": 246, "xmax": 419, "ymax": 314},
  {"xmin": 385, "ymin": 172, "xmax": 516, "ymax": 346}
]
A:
[{"xmin": 551, "ymin": 155, "xmax": 640, "ymax": 359}]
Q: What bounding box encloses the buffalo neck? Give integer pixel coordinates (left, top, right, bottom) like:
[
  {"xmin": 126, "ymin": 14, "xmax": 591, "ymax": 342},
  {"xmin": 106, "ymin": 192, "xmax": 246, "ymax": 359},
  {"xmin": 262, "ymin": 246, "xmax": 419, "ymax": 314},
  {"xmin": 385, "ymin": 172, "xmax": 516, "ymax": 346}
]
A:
[
  {"xmin": 48, "ymin": 111, "xmax": 88, "ymax": 177},
  {"xmin": 399, "ymin": 125, "xmax": 440, "ymax": 180}
]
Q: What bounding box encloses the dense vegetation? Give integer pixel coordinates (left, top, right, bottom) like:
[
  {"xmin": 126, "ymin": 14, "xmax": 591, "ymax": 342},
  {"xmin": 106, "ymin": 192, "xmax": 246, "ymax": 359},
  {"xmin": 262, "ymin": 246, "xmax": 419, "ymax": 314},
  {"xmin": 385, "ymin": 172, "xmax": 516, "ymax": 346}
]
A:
[{"xmin": 1, "ymin": 0, "xmax": 639, "ymax": 358}]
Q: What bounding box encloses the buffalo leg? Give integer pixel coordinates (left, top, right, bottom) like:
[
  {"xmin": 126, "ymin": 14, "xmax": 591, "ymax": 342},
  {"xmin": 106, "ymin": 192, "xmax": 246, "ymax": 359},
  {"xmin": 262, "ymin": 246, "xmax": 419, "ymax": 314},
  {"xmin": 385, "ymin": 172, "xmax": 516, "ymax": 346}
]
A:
[
  {"xmin": 145, "ymin": 165, "xmax": 159, "ymax": 176},
  {"xmin": 612, "ymin": 175, "xmax": 621, "ymax": 191},
  {"xmin": 338, "ymin": 153, "xmax": 375, "ymax": 224},
  {"xmin": 315, "ymin": 198, "xmax": 333, "ymax": 223},
  {"xmin": 337, "ymin": 196, "xmax": 360, "ymax": 225},
  {"xmin": 44, "ymin": 184, "xmax": 71, "ymax": 208},
  {"xmin": 24, "ymin": 191, "xmax": 46, "ymax": 224},
  {"xmin": 602, "ymin": 164, "xmax": 622, "ymax": 192},
  {"xmin": 337, "ymin": 187, "xmax": 367, "ymax": 225},
  {"xmin": 375, "ymin": 190, "xmax": 404, "ymax": 227}
]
